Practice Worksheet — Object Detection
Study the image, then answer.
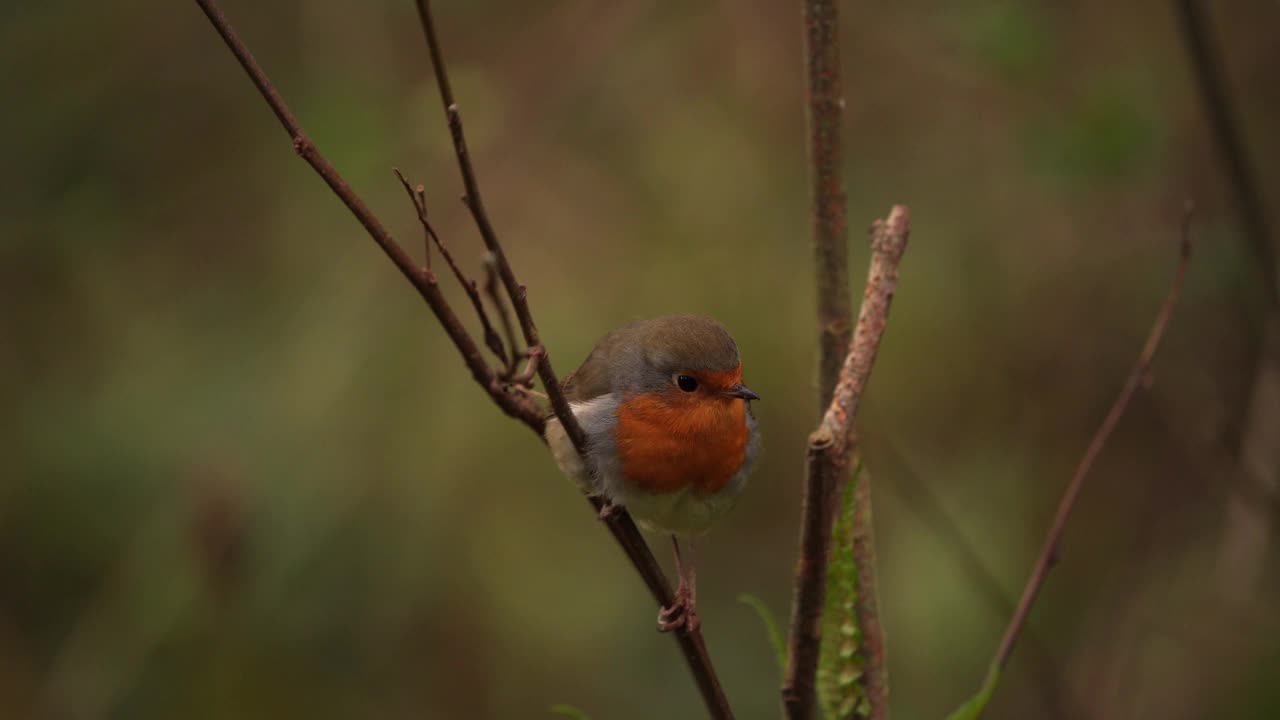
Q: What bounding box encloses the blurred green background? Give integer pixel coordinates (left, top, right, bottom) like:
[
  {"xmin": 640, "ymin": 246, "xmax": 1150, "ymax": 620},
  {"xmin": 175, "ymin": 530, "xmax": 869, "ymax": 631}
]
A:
[{"xmin": 3, "ymin": 0, "xmax": 1279, "ymax": 718}]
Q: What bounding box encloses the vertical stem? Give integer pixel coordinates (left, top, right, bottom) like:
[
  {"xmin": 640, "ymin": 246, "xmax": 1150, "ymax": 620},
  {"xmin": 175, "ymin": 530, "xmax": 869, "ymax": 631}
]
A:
[{"xmin": 804, "ymin": 0, "xmax": 852, "ymax": 415}]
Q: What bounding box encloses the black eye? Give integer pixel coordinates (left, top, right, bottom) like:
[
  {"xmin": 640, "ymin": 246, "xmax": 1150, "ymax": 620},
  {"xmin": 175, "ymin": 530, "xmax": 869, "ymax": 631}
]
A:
[{"xmin": 676, "ymin": 375, "xmax": 698, "ymax": 392}]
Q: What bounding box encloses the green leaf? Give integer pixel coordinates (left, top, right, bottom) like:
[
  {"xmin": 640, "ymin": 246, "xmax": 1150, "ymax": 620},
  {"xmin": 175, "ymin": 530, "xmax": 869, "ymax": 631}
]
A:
[
  {"xmin": 819, "ymin": 461, "xmax": 868, "ymax": 720},
  {"xmin": 549, "ymin": 704, "xmax": 591, "ymax": 720},
  {"xmin": 738, "ymin": 593, "xmax": 787, "ymax": 675},
  {"xmin": 944, "ymin": 668, "xmax": 1000, "ymax": 720}
]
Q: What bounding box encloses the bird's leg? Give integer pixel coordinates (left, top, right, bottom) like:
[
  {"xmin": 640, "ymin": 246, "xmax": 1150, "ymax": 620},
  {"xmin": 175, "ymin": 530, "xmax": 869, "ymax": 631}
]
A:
[
  {"xmin": 658, "ymin": 536, "xmax": 700, "ymax": 633},
  {"xmin": 687, "ymin": 538, "xmax": 698, "ymax": 612}
]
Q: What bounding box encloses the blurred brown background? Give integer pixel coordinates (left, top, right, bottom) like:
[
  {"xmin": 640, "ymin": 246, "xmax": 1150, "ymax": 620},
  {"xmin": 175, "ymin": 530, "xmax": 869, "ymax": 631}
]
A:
[{"xmin": 3, "ymin": 0, "xmax": 1279, "ymax": 718}]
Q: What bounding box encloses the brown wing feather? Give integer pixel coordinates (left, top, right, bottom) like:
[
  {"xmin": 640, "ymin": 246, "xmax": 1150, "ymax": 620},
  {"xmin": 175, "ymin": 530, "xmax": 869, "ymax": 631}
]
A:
[{"xmin": 561, "ymin": 323, "xmax": 632, "ymax": 402}]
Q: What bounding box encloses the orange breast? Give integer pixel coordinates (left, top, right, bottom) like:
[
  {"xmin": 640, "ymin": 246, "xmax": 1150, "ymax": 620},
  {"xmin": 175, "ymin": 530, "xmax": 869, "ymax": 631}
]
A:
[{"xmin": 615, "ymin": 391, "xmax": 749, "ymax": 498}]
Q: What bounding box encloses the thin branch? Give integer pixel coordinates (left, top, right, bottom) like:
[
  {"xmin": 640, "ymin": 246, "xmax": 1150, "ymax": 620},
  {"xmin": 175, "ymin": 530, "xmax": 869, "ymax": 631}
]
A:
[
  {"xmin": 395, "ymin": 168, "xmax": 510, "ymax": 367},
  {"xmin": 191, "ymin": 0, "xmax": 545, "ymax": 434},
  {"xmin": 404, "ymin": 177, "xmax": 432, "ymax": 270},
  {"xmin": 784, "ymin": 206, "xmax": 909, "ymax": 720},
  {"xmin": 483, "ymin": 255, "xmax": 522, "ymax": 376},
  {"xmin": 805, "ymin": 0, "xmax": 853, "ymax": 416},
  {"xmin": 393, "ymin": 168, "xmax": 433, "ymax": 270},
  {"xmin": 1174, "ymin": 0, "xmax": 1275, "ymax": 305},
  {"xmin": 410, "ymin": 2, "xmax": 733, "ymax": 716},
  {"xmin": 989, "ymin": 205, "xmax": 1195, "ymax": 680}
]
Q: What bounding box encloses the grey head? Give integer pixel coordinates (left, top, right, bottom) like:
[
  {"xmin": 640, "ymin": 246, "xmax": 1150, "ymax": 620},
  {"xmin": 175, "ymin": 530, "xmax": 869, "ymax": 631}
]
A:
[{"xmin": 563, "ymin": 315, "xmax": 743, "ymax": 401}]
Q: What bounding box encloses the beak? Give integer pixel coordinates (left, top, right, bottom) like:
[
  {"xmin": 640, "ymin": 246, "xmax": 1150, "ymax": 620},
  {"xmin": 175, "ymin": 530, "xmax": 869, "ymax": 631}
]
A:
[{"xmin": 726, "ymin": 383, "xmax": 760, "ymax": 401}]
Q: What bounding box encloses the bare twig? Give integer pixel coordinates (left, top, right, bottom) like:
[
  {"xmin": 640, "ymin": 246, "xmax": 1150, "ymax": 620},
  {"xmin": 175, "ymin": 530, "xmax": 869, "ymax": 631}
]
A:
[
  {"xmin": 394, "ymin": 170, "xmax": 432, "ymax": 270},
  {"xmin": 402, "ymin": 176, "xmax": 432, "ymax": 270},
  {"xmin": 409, "ymin": 2, "xmax": 733, "ymax": 716},
  {"xmin": 191, "ymin": 0, "xmax": 545, "ymax": 434},
  {"xmin": 988, "ymin": 206, "xmax": 1195, "ymax": 683},
  {"xmin": 394, "ymin": 168, "xmax": 510, "ymax": 367},
  {"xmin": 784, "ymin": 206, "xmax": 909, "ymax": 720},
  {"xmin": 804, "ymin": 0, "xmax": 852, "ymax": 415},
  {"xmin": 483, "ymin": 255, "xmax": 521, "ymax": 375}
]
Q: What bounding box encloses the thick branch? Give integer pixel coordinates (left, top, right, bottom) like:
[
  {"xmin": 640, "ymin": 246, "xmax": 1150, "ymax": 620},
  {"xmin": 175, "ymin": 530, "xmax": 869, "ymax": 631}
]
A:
[
  {"xmin": 988, "ymin": 207, "xmax": 1195, "ymax": 682},
  {"xmin": 804, "ymin": 0, "xmax": 852, "ymax": 414},
  {"xmin": 191, "ymin": 0, "xmax": 544, "ymax": 434},
  {"xmin": 784, "ymin": 206, "xmax": 909, "ymax": 720}
]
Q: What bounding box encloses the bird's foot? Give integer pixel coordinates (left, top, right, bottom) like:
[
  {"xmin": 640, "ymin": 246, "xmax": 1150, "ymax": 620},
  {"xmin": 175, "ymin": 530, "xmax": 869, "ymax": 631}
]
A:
[
  {"xmin": 596, "ymin": 498, "xmax": 622, "ymax": 522},
  {"xmin": 657, "ymin": 582, "xmax": 700, "ymax": 633}
]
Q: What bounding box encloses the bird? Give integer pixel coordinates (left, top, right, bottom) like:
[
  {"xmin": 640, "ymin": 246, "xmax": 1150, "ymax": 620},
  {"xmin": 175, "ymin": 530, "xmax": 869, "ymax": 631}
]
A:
[{"xmin": 545, "ymin": 315, "xmax": 760, "ymax": 632}]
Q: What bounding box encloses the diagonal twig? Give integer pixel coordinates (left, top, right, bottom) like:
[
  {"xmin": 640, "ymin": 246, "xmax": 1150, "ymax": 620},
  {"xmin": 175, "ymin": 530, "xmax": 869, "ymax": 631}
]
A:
[
  {"xmin": 393, "ymin": 169, "xmax": 433, "ymax": 268},
  {"xmin": 783, "ymin": 206, "xmax": 909, "ymax": 720},
  {"xmin": 985, "ymin": 206, "xmax": 1196, "ymax": 694}
]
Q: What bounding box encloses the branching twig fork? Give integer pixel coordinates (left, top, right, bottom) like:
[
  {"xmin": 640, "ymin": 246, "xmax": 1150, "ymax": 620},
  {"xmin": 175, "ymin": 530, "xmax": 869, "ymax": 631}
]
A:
[
  {"xmin": 783, "ymin": 207, "xmax": 909, "ymax": 720},
  {"xmin": 192, "ymin": 0, "xmax": 545, "ymax": 434},
  {"xmin": 394, "ymin": 168, "xmax": 510, "ymax": 367}
]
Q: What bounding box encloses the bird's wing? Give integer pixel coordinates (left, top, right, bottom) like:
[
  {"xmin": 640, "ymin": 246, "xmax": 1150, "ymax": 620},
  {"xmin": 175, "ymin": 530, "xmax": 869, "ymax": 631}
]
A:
[{"xmin": 561, "ymin": 321, "xmax": 640, "ymax": 402}]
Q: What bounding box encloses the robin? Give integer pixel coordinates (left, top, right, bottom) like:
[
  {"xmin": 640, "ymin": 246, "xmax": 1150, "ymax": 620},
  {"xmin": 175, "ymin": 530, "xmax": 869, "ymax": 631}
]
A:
[{"xmin": 545, "ymin": 315, "xmax": 761, "ymax": 632}]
